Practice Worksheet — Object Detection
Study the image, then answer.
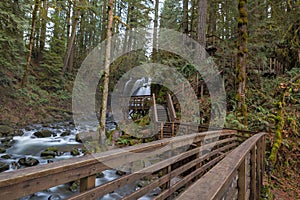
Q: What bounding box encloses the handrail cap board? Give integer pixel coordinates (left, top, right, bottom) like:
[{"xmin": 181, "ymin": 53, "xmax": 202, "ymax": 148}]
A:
[{"xmin": 176, "ymin": 132, "xmax": 266, "ymax": 200}]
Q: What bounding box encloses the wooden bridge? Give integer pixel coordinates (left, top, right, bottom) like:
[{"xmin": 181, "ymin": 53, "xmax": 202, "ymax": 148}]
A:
[{"xmin": 0, "ymin": 130, "xmax": 266, "ymax": 199}]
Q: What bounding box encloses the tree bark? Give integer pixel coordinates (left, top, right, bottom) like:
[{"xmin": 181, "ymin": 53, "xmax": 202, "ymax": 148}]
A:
[
  {"xmin": 197, "ymin": 0, "xmax": 207, "ymax": 48},
  {"xmin": 21, "ymin": 0, "xmax": 39, "ymax": 88},
  {"xmin": 99, "ymin": 0, "xmax": 115, "ymax": 145},
  {"xmin": 236, "ymin": 0, "xmax": 248, "ymax": 126},
  {"xmin": 38, "ymin": 0, "xmax": 48, "ymax": 62},
  {"xmin": 183, "ymin": 0, "xmax": 189, "ymax": 34},
  {"xmin": 62, "ymin": 0, "xmax": 80, "ymax": 75}
]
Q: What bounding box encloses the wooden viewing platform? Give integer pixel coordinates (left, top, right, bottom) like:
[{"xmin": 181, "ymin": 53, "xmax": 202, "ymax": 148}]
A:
[{"xmin": 0, "ymin": 130, "xmax": 266, "ymax": 200}]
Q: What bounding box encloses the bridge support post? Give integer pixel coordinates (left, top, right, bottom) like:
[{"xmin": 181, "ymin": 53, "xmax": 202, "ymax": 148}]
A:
[
  {"xmin": 250, "ymin": 146, "xmax": 257, "ymax": 200},
  {"xmin": 238, "ymin": 158, "xmax": 247, "ymax": 200},
  {"xmin": 80, "ymin": 175, "xmax": 96, "ymax": 193},
  {"xmin": 257, "ymin": 138, "xmax": 262, "ymax": 197}
]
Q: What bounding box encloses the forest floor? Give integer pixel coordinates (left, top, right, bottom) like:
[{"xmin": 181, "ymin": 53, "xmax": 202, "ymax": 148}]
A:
[
  {"xmin": 0, "ymin": 86, "xmax": 72, "ymax": 127},
  {"xmin": 269, "ymin": 170, "xmax": 300, "ymax": 199}
]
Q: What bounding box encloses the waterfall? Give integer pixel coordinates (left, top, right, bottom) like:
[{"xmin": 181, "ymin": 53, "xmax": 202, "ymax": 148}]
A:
[{"xmin": 123, "ymin": 77, "xmax": 132, "ymax": 96}]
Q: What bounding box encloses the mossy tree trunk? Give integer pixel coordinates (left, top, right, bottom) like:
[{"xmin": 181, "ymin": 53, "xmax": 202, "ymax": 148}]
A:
[
  {"xmin": 269, "ymin": 74, "xmax": 300, "ymax": 167},
  {"xmin": 21, "ymin": 0, "xmax": 40, "ymax": 88},
  {"xmin": 99, "ymin": 0, "xmax": 114, "ymax": 147},
  {"xmin": 236, "ymin": 0, "xmax": 248, "ymax": 126}
]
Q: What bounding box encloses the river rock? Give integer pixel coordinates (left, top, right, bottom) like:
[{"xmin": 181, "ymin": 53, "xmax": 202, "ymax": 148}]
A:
[
  {"xmin": 1, "ymin": 136, "xmax": 13, "ymax": 143},
  {"xmin": 0, "ymin": 147, "xmax": 6, "ymax": 153},
  {"xmin": 41, "ymin": 147, "xmax": 59, "ymax": 158},
  {"xmin": 116, "ymin": 170, "xmax": 127, "ymax": 176},
  {"xmin": 0, "ymin": 162, "xmax": 9, "ymax": 173},
  {"xmin": 48, "ymin": 194, "xmax": 62, "ymax": 200},
  {"xmin": 71, "ymin": 148, "xmax": 80, "ymax": 156},
  {"xmin": 18, "ymin": 157, "xmax": 39, "ymax": 167},
  {"xmin": 33, "ymin": 130, "xmax": 57, "ymax": 138},
  {"xmin": 75, "ymin": 134, "xmax": 82, "ymax": 143},
  {"xmin": 14, "ymin": 129, "xmax": 24, "ymax": 136},
  {"xmin": 1, "ymin": 154, "xmax": 11, "ymax": 159},
  {"xmin": 0, "ymin": 125, "xmax": 14, "ymax": 137},
  {"xmin": 61, "ymin": 130, "xmax": 71, "ymax": 137}
]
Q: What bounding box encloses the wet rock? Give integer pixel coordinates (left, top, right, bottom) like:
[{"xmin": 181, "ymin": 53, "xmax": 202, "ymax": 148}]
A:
[
  {"xmin": 1, "ymin": 154, "xmax": 11, "ymax": 159},
  {"xmin": 2, "ymin": 139, "xmax": 15, "ymax": 148},
  {"xmin": 0, "ymin": 125, "xmax": 14, "ymax": 136},
  {"xmin": 41, "ymin": 151, "xmax": 56, "ymax": 158},
  {"xmin": 10, "ymin": 161, "xmax": 20, "ymax": 170},
  {"xmin": 48, "ymin": 194, "xmax": 62, "ymax": 200},
  {"xmin": 18, "ymin": 157, "xmax": 39, "ymax": 167},
  {"xmin": 116, "ymin": 170, "xmax": 126, "ymax": 176},
  {"xmin": 71, "ymin": 148, "xmax": 80, "ymax": 156},
  {"xmin": 69, "ymin": 180, "xmax": 79, "ymax": 192},
  {"xmin": 0, "ymin": 147, "xmax": 6, "ymax": 153},
  {"xmin": 75, "ymin": 134, "xmax": 82, "ymax": 143},
  {"xmin": 1, "ymin": 136, "xmax": 13, "ymax": 143},
  {"xmin": 137, "ymin": 180, "xmax": 150, "ymax": 188},
  {"xmin": 0, "ymin": 162, "xmax": 9, "ymax": 173},
  {"xmin": 14, "ymin": 129, "xmax": 24, "ymax": 136},
  {"xmin": 24, "ymin": 126, "xmax": 32, "ymax": 131},
  {"xmin": 41, "ymin": 147, "xmax": 59, "ymax": 158},
  {"xmin": 61, "ymin": 130, "xmax": 71, "ymax": 137},
  {"xmin": 96, "ymin": 172, "xmax": 104, "ymax": 178},
  {"xmin": 33, "ymin": 130, "xmax": 57, "ymax": 138}
]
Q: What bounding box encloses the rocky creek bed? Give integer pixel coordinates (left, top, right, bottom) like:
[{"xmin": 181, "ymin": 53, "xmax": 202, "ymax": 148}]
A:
[{"xmin": 0, "ymin": 122, "xmax": 158, "ymax": 200}]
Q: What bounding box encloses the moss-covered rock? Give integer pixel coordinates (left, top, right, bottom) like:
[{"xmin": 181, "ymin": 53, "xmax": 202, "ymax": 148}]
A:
[
  {"xmin": 40, "ymin": 147, "xmax": 59, "ymax": 158},
  {"xmin": 70, "ymin": 148, "xmax": 80, "ymax": 156},
  {"xmin": 18, "ymin": 157, "xmax": 39, "ymax": 167},
  {"xmin": 0, "ymin": 125, "xmax": 14, "ymax": 136},
  {"xmin": 1, "ymin": 154, "xmax": 11, "ymax": 159},
  {"xmin": 33, "ymin": 130, "xmax": 56, "ymax": 138},
  {"xmin": 75, "ymin": 134, "xmax": 82, "ymax": 143},
  {"xmin": 0, "ymin": 147, "xmax": 6, "ymax": 153},
  {"xmin": 60, "ymin": 130, "xmax": 71, "ymax": 137},
  {"xmin": 0, "ymin": 162, "xmax": 9, "ymax": 173}
]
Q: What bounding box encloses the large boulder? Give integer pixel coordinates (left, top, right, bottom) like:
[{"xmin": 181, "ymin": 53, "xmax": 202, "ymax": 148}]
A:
[
  {"xmin": 33, "ymin": 130, "xmax": 57, "ymax": 138},
  {"xmin": 0, "ymin": 147, "xmax": 6, "ymax": 153},
  {"xmin": 60, "ymin": 130, "xmax": 71, "ymax": 137},
  {"xmin": 40, "ymin": 147, "xmax": 59, "ymax": 158},
  {"xmin": 18, "ymin": 157, "xmax": 39, "ymax": 167},
  {"xmin": 0, "ymin": 125, "xmax": 14, "ymax": 137},
  {"xmin": 0, "ymin": 162, "xmax": 9, "ymax": 173}
]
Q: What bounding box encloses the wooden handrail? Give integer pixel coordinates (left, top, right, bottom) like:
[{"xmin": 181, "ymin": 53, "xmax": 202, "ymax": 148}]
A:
[
  {"xmin": 166, "ymin": 92, "xmax": 177, "ymax": 122},
  {"xmin": 0, "ymin": 130, "xmax": 237, "ymax": 200},
  {"xmin": 152, "ymin": 93, "xmax": 158, "ymax": 122},
  {"xmin": 177, "ymin": 132, "xmax": 266, "ymax": 200}
]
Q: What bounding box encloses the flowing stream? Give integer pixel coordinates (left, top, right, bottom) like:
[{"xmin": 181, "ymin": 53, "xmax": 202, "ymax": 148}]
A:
[{"xmin": 0, "ymin": 78, "xmax": 155, "ymax": 199}]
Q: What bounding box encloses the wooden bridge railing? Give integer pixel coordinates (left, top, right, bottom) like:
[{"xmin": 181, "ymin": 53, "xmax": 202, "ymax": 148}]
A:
[
  {"xmin": 166, "ymin": 92, "xmax": 177, "ymax": 122},
  {"xmin": 0, "ymin": 130, "xmax": 239, "ymax": 200},
  {"xmin": 177, "ymin": 132, "xmax": 266, "ymax": 200}
]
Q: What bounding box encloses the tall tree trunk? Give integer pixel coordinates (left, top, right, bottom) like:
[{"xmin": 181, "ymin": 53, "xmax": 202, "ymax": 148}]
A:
[
  {"xmin": 99, "ymin": 0, "xmax": 114, "ymax": 145},
  {"xmin": 39, "ymin": 0, "xmax": 48, "ymax": 62},
  {"xmin": 21, "ymin": 0, "xmax": 39, "ymax": 88},
  {"xmin": 208, "ymin": 0, "xmax": 216, "ymax": 37},
  {"xmin": 183, "ymin": 0, "xmax": 189, "ymax": 34},
  {"xmin": 151, "ymin": 0, "xmax": 160, "ymax": 96},
  {"xmin": 62, "ymin": 0, "xmax": 80, "ymax": 75},
  {"xmin": 236, "ymin": 0, "xmax": 248, "ymax": 126},
  {"xmin": 101, "ymin": 0, "xmax": 107, "ymax": 42},
  {"xmin": 190, "ymin": 0, "xmax": 196, "ymax": 40},
  {"xmin": 197, "ymin": 0, "xmax": 207, "ymax": 48}
]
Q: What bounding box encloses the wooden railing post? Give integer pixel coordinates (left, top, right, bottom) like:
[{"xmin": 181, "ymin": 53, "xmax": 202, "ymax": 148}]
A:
[
  {"xmin": 250, "ymin": 146, "xmax": 257, "ymax": 200},
  {"xmin": 238, "ymin": 157, "xmax": 247, "ymax": 200},
  {"xmin": 80, "ymin": 175, "xmax": 96, "ymax": 193},
  {"xmin": 256, "ymin": 137, "xmax": 262, "ymax": 197},
  {"xmin": 160, "ymin": 122, "xmax": 164, "ymax": 139}
]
